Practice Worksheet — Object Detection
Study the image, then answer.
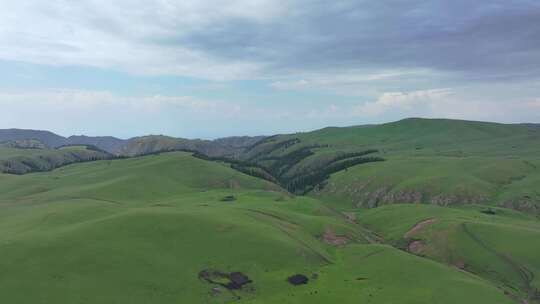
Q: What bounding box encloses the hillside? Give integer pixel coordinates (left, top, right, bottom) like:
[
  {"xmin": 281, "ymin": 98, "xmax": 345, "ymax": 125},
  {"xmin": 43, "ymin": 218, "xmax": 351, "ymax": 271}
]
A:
[
  {"xmin": 312, "ymin": 156, "xmax": 540, "ymax": 212},
  {"xmin": 0, "ymin": 152, "xmax": 518, "ymax": 303},
  {"xmin": 226, "ymin": 118, "xmax": 540, "ymax": 213},
  {"xmin": 4, "ymin": 118, "xmax": 539, "ymax": 212},
  {"xmin": 0, "ymin": 129, "xmax": 264, "ymax": 157},
  {"xmin": 0, "ymin": 145, "xmax": 113, "ymax": 174},
  {"xmin": 0, "ymin": 128, "xmax": 67, "ymax": 147},
  {"xmin": 295, "ymin": 118, "xmax": 540, "ymax": 157},
  {"xmin": 66, "ymin": 135, "xmax": 126, "ymax": 153},
  {"xmin": 356, "ymin": 204, "xmax": 540, "ymax": 303},
  {"xmin": 118, "ymin": 135, "xmax": 262, "ymax": 158},
  {"xmin": 0, "ymin": 139, "xmax": 47, "ymax": 149},
  {"xmin": 3, "ymin": 118, "xmax": 540, "ymax": 213}
]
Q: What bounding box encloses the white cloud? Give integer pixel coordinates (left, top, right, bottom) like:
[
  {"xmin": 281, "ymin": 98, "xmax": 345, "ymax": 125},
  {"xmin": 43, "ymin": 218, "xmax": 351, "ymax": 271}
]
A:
[
  {"xmin": 1, "ymin": 86, "xmax": 538, "ymax": 138},
  {"xmin": 354, "ymin": 88, "xmax": 454, "ymax": 116},
  {"xmin": 0, "ymin": 89, "xmax": 232, "ymax": 115},
  {"xmin": 0, "ymin": 88, "xmax": 258, "ymax": 137},
  {"xmin": 347, "ymin": 86, "xmax": 540, "ymax": 124},
  {"xmin": 0, "ymin": 1, "xmax": 285, "ymax": 80},
  {"xmin": 269, "ymin": 70, "xmax": 432, "ymax": 93}
]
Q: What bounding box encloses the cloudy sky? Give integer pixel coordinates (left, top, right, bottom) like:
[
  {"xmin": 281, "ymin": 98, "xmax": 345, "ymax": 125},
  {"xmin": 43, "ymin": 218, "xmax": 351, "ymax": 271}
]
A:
[{"xmin": 1, "ymin": 1, "xmax": 539, "ymax": 138}]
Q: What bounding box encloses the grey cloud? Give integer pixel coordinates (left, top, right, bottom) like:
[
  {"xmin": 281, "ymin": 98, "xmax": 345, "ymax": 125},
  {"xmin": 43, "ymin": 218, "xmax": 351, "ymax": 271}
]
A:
[
  {"xmin": 153, "ymin": 0, "xmax": 540, "ymax": 81},
  {"xmin": 1, "ymin": 0, "xmax": 540, "ymax": 83}
]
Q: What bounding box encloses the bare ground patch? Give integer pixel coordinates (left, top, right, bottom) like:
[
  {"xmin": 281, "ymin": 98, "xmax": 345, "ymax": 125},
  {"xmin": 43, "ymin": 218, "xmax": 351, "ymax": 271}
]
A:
[
  {"xmin": 404, "ymin": 218, "xmax": 437, "ymax": 238},
  {"xmin": 407, "ymin": 240, "xmax": 426, "ymax": 254},
  {"xmin": 320, "ymin": 227, "xmax": 349, "ymax": 247}
]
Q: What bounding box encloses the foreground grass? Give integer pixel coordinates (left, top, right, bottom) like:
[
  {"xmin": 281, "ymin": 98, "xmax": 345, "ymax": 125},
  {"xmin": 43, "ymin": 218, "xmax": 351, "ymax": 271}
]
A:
[
  {"xmin": 357, "ymin": 204, "xmax": 540, "ymax": 302},
  {"xmin": 0, "ymin": 152, "xmax": 516, "ymax": 303}
]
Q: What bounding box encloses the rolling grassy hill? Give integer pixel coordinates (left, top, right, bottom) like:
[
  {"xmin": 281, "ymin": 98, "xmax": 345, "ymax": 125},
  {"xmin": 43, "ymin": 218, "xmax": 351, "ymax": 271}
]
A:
[
  {"xmin": 228, "ymin": 118, "xmax": 540, "ymax": 212},
  {"xmin": 312, "ymin": 156, "xmax": 540, "ymax": 211},
  {"xmin": 2, "ymin": 118, "xmax": 540, "ymax": 303},
  {"xmin": 118, "ymin": 135, "xmax": 265, "ymax": 158},
  {"xmin": 3, "ymin": 118, "xmax": 540, "ymax": 211},
  {"xmin": 0, "ymin": 128, "xmax": 264, "ymax": 157},
  {"xmin": 0, "ymin": 152, "xmax": 519, "ymax": 303},
  {"xmin": 0, "ymin": 145, "xmax": 113, "ymax": 174},
  {"xmin": 356, "ymin": 204, "xmax": 540, "ymax": 302},
  {"xmin": 292, "ymin": 118, "xmax": 540, "ymax": 157}
]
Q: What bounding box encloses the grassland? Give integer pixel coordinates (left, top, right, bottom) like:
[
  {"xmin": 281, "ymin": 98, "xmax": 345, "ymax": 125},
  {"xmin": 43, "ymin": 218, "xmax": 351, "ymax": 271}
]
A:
[
  {"xmin": 233, "ymin": 118, "xmax": 540, "ymax": 212},
  {"xmin": 312, "ymin": 156, "xmax": 540, "ymax": 211},
  {"xmin": 2, "ymin": 118, "xmax": 540, "ymax": 303},
  {"xmin": 0, "ymin": 152, "xmax": 518, "ymax": 303},
  {"xmin": 0, "ymin": 145, "xmax": 113, "ymax": 174},
  {"xmin": 356, "ymin": 204, "xmax": 540, "ymax": 302}
]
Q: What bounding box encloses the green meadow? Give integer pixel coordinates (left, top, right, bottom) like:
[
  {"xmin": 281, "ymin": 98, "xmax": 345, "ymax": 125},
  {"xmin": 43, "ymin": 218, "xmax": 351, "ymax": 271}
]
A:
[
  {"xmin": 357, "ymin": 204, "xmax": 540, "ymax": 302},
  {"xmin": 0, "ymin": 145, "xmax": 111, "ymax": 174},
  {"xmin": 236, "ymin": 118, "xmax": 540, "ymax": 211},
  {"xmin": 1, "ymin": 118, "xmax": 540, "ymax": 303},
  {"xmin": 0, "ymin": 152, "xmax": 519, "ymax": 303}
]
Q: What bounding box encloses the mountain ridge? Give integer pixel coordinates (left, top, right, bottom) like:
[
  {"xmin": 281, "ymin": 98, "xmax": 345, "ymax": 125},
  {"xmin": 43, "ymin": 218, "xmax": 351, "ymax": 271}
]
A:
[
  {"xmin": 0, "ymin": 128, "xmax": 266, "ymax": 157},
  {"xmin": 3, "ymin": 117, "xmax": 539, "ymax": 156}
]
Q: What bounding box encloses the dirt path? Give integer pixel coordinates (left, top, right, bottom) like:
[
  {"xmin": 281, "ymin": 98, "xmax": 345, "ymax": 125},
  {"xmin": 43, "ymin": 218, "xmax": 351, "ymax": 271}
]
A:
[{"xmin": 404, "ymin": 218, "xmax": 436, "ymax": 238}]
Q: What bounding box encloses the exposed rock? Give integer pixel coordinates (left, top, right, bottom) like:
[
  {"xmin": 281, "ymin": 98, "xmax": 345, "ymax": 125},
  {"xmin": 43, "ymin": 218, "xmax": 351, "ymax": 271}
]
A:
[{"xmin": 502, "ymin": 199, "xmax": 540, "ymax": 215}]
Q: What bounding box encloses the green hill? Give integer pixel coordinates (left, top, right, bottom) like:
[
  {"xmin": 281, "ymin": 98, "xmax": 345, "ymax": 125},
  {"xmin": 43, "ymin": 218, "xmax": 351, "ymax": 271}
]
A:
[
  {"xmin": 0, "ymin": 128, "xmax": 264, "ymax": 157},
  {"xmin": 229, "ymin": 118, "xmax": 540, "ymax": 212},
  {"xmin": 356, "ymin": 204, "xmax": 540, "ymax": 302},
  {"xmin": 3, "ymin": 118, "xmax": 540, "ymax": 212},
  {"xmin": 0, "ymin": 152, "xmax": 518, "ymax": 303},
  {"xmin": 118, "ymin": 135, "xmax": 264, "ymax": 158},
  {"xmin": 0, "ymin": 145, "xmax": 113, "ymax": 174},
  {"xmin": 2, "ymin": 119, "xmax": 540, "ymax": 303},
  {"xmin": 0, "ymin": 139, "xmax": 47, "ymax": 149},
  {"xmin": 293, "ymin": 118, "xmax": 540, "ymax": 157}
]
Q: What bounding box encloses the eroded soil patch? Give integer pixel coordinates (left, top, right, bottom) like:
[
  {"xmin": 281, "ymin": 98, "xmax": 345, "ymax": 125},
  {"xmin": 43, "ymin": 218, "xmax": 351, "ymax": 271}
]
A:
[
  {"xmin": 320, "ymin": 228, "xmax": 349, "ymax": 247},
  {"xmin": 407, "ymin": 240, "xmax": 426, "ymax": 254},
  {"xmin": 404, "ymin": 218, "xmax": 436, "ymax": 238}
]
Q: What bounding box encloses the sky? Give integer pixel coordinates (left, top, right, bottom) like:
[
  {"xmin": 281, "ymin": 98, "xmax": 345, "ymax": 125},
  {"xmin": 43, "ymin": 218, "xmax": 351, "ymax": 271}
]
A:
[{"xmin": 1, "ymin": 0, "xmax": 540, "ymax": 139}]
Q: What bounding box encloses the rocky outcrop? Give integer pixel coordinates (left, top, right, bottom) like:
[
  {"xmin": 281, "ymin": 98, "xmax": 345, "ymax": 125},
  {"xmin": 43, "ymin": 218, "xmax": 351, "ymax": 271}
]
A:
[
  {"xmin": 319, "ymin": 180, "xmax": 490, "ymax": 208},
  {"xmin": 501, "ymin": 198, "xmax": 540, "ymax": 215}
]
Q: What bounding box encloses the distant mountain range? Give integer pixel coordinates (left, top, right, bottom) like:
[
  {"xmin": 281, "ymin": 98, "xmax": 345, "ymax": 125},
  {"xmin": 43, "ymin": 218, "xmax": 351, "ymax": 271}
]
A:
[{"xmin": 0, "ymin": 128, "xmax": 265, "ymax": 157}]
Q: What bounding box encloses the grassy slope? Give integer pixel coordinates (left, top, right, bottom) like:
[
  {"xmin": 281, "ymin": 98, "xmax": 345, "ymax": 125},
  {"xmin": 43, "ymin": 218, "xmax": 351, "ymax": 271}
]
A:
[
  {"xmin": 313, "ymin": 156, "xmax": 540, "ymax": 210},
  {"xmin": 299, "ymin": 118, "xmax": 540, "ymax": 211},
  {"xmin": 0, "ymin": 152, "xmax": 513, "ymax": 303},
  {"xmin": 357, "ymin": 204, "xmax": 540, "ymax": 302},
  {"xmin": 298, "ymin": 118, "xmax": 540, "ymax": 156},
  {"xmin": 0, "ymin": 146, "xmax": 112, "ymax": 174}
]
